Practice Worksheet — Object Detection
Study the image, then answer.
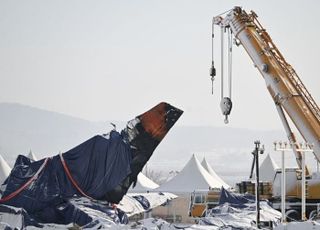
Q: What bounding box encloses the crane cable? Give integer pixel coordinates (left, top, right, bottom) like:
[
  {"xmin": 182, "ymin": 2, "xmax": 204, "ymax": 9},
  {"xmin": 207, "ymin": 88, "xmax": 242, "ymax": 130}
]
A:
[
  {"xmin": 210, "ymin": 18, "xmax": 216, "ymax": 94},
  {"xmin": 228, "ymin": 28, "xmax": 233, "ymax": 99},
  {"xmin": 210, "ymin": 8, "xmax": 234, "ymax": 95},
  {"xmin": 222, "ymin": 27, "xmax": 233, "ymax": 100},
  {"xmin": 219, "ymin": 27, "xmax": 233, "ymax": 124},
  {"xmin": 210, "ymin": 14, "xmax": 233, "ymax": 124},
  {"xmin": 220, "ymin": 26, "xmax": 224, "ymax": 100}
]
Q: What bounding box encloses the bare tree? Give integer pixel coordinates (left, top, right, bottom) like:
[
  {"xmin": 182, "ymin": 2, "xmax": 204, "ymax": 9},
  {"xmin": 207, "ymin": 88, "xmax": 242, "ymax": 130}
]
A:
[{"xmin": 144, "ymin": 168, "xmax": 171, "ymax": 185}]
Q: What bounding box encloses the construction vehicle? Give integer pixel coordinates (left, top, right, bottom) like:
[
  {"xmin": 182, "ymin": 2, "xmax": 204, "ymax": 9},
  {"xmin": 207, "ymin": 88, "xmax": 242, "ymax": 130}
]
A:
[
  {"xmin": 210, "ymin": 6, "xmax": 320, "ymax": 217},
  {"xmin": 189, "ymin": 189, "xmax": 220, "ymax": 217}
]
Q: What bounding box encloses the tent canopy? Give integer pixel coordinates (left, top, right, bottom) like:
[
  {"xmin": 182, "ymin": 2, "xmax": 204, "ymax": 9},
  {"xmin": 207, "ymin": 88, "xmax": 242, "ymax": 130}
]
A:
[
  {"xmin": 253, "ymin": 154, "xmax": 279, "ymax": 182},
  {"xmin": 0, "ymin": 154, "xmax": 11, "ymax": 184},
  {"xmin": 129, "ymin": 173, "xmax": 159, "ymax": 192},
  {"xmin": 201, "ymin": 157, "xmax": 230, "ymax": 189},
  {"xmin": 156, "ymin": 154, "xmax": 229, "ymax": 193},
  {"xmin": 27, "ymin": 151, "xmax": 38, "ymax": 161}
]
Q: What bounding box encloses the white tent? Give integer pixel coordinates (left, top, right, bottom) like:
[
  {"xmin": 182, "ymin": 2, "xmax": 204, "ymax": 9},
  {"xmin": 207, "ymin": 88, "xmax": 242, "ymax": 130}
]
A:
[
  {"xmin": 0, "ymin": 155, "xmax": 11, "ymax": 184},
  {"xmin": 201, "ymin": 157, "xmax": 230, "ymax": 189},
  {"xmin": 156, "ymin": 154, "xmax": 230, "ymax": 193},
  {"xmin": 253, "ymin": 154, "xmax": 279, "ymax": 182},
  {"xmin": 129, "ymin": 173, "xmax": 159, "ymax": 192},
  {"xmin": 27, "ymin": 151, "xmax": 38, "ymax": 161}
]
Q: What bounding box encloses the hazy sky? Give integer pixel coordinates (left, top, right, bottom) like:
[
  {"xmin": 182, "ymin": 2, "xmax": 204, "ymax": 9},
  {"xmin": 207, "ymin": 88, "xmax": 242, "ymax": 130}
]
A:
[{"xmin": 1, "ymin": 0, "xmax": 319, "ymax": 130}]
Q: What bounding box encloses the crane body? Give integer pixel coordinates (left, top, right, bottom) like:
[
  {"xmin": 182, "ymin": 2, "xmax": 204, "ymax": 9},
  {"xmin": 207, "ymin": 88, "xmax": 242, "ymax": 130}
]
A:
[
  {"xmin": 213, "ymin": 7, "xmax": 320, "ymax": 168},
  {"xmin": 190, "ymin": 7, "xmax": 320, "ymax": 218},
  {"xmin": 211, "ymin": 7, "xmax": 320, "ymax": 213}
]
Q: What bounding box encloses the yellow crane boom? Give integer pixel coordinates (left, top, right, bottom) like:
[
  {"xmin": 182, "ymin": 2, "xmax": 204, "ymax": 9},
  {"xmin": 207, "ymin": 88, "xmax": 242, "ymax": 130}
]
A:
[{"xmin": 212, "ymin": 7, "xmax": 320, "ymax": 168}]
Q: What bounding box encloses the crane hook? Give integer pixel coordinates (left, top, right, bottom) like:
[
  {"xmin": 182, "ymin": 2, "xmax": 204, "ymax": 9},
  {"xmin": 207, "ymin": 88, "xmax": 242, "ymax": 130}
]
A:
[{"xmin": 220, "ymin": 97, "xmax": 232, "ymax": 124}]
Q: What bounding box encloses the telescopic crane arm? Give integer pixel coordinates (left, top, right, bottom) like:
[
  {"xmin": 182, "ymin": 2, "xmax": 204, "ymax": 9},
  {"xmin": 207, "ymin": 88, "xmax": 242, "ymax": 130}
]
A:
[{"xmin": 212, "ymin": 7, "xmax": 320, "ymax": 168}]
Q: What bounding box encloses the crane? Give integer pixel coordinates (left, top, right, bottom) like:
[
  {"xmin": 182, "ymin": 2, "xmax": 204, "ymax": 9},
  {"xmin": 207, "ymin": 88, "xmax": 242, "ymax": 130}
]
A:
[{"xmin": 211, "ymin": 7, "xmax": 320, "ymax": 171}]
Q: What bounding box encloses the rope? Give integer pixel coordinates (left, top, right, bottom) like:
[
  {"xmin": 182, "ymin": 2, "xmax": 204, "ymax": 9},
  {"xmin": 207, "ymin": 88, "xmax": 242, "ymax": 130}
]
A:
[
  {"xmin": 0, "ymin": 154, "xmax": 107, "ymax": 206},
  {"xmin": 59, "ymin": 153, "xmax": 94, "ymax": 200},
  {"xmin": 0, "ymin": 157, "xmax": 50, "ymax": 203},
  {"xmin": 0, "ymin": 153, "xmax": 110, "ymax": 205}
]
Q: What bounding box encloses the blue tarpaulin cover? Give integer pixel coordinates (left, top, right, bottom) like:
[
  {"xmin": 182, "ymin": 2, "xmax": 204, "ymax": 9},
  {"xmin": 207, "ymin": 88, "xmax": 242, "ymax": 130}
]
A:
[
  {"xmin": 218, "ymin": 187, "xmax": 255, "ymax": 208},
  {"xmin": 132, "ymin": 195, "xmax": 151, "ymax": 210},
  {"xmin": 204, "ymin": 188, "xmax": 281, "ymax": 228},
  {"xmin": 1, "ymin": 131, "xmax": 132, "ymax": 225}
]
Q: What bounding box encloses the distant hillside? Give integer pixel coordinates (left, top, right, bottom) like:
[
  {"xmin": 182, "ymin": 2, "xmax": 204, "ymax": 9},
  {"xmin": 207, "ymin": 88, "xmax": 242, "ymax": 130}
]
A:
[
  {"xmin": 0, "ymin": 103, "xmax": 288, "ymax": 185},
  {"xmin": 0, "ymin": 103, "xmax": 113, "ymax": 164}
]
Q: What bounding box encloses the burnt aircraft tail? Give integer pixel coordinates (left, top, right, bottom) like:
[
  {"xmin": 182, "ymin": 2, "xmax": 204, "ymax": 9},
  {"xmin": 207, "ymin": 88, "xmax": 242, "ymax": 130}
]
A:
[{"xmin": 104, "ymin": 102, "xmax": 183, "ymax": 203}]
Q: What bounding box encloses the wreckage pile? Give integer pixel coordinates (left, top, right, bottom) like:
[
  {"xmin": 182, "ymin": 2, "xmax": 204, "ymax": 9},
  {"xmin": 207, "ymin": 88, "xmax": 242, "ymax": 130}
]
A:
[
  {"xmin": 0, "ymin": 193, "xmax": 177, "ymax": 229},
  {"xmin": 199, "ymin": 188, "xmax": 282, "ymax": 228},
  {"xmin": 0, "ymin": 102, "xmax": 183, "ymax": 228}
]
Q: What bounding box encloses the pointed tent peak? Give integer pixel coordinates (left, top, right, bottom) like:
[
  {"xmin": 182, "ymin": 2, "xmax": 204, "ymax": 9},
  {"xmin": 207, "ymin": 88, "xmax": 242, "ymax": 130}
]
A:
[
  {"xmin": 156, "ymin": 154, "xmax": 230, "ymax": 193},
  {"xmin": 0, "ymin": 154, "xmax": 11, "ymax": 184},
  {"xmin": 27, "ymin": 151, "xmax": 38, "ymax": 161},
  {"xmin": 255, "ymin": 154, "xmax": 279, "ymax": 182},
  {"xmin": 201, "ymin": 157, "xmax": 206, "ymax": 165},
  {"xmin": 201, "ymin": 157, "xmax": 230, "ymax": 188},
  {"xmin": 129, "ymin": 172, "xmax": 159, "ymax": 192},
  {"xmin": 261, "ymin": 154, "xmax": 279, "ymax": 170},
  {"xmin": 201, "ymin": 158, "xmax": 207, "ymax": 167},
  {"xmin": 137, "ymin": 173, "xmax": 159, "ymax": 188},
  {"xmin": 0, "ymin": 154, "xmax": 11, "ymax": 171},
  {"xmin": 201, "ymin": 157, "xmax": 209, "ymax": 167},
  {"xmin": 201, "ymin": 157, "xmax": 216, "ymax": 175},
  {"xmin": 186, "ymin": 154, "xmax": 230, "ymax": 189},
  {"xmin": 190, "ymin": 154, "xmax": 201, "ymax": 164},
  {"xmin": 187, "ymin": 154, "xmax": 205, "ymax": 171}
]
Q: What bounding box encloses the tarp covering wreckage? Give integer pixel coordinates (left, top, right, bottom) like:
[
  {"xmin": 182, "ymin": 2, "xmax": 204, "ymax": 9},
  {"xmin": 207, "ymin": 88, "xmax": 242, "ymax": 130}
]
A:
[
  {"xmin": 198, "ymin": 187, "xmax": 282, "ymax": 229},
  {"xmin": 0, "ymin": 102, "xmax": 183, "ymax": 228}
]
